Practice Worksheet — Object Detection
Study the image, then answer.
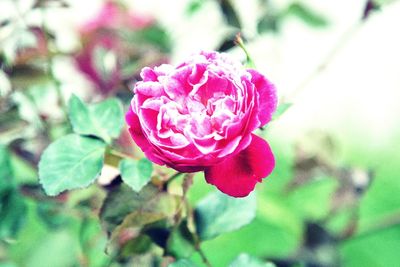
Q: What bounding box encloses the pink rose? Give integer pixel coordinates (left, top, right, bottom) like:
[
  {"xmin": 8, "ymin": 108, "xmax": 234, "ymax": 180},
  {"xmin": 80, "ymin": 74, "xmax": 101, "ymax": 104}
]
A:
[{"xmin": 126, "ymin": 51, "xmax": 277, "ymax": 197}]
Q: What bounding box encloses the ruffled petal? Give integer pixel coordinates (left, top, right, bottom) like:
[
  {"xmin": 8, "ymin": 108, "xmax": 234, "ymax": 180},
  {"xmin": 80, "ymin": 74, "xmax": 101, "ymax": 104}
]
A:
[
  {"xmin": 204, "ymin": 134, "xmax": 275, "ymax": 197},
  {"xmin": 125, "ymin": 107, "xmax": 165, "ymax": 165},
  {"xmin": 248, "ymin": 69, "xmax": 277, "ymax": 126}
]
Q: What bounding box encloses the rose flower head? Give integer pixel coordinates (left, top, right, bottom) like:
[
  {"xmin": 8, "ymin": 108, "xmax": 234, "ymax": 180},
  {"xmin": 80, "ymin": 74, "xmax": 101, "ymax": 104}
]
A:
[{"xmin": 126, "ymin": 51, "xmax": 277, "ymax": 197}]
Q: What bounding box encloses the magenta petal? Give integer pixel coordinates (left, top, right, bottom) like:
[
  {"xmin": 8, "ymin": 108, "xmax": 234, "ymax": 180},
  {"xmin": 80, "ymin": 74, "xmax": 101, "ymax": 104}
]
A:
[
  {"xmin": 204, "ymin": 134, "xmax": 275, "ymax": 197},
  {"xmin": 125, "ymin": 107, "xmax": 165, "ymax": 165},
  {"xmin": 248, "ymin": 69, "xmax": 277, "ymax": 126}
]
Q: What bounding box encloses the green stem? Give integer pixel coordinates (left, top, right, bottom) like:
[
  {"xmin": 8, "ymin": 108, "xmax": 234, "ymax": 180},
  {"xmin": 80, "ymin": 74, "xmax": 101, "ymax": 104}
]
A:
[
  {"xmin": 167, "ymin": 172, "xmax": 184, "ymax": 184},
  {"xmin": 107, "ymin": 148, "xmax": 136, "ymax": 160},
  {"xmin": 104, "ymin": 148, "xmax": 136, "ymax": 167},
  {"xmin": 234, "ymin": 33, "xmax": 256, "ymax": 68},
  {"xmin": 194, "ymin": 236, "xmax": 212, "ymax": 267}
]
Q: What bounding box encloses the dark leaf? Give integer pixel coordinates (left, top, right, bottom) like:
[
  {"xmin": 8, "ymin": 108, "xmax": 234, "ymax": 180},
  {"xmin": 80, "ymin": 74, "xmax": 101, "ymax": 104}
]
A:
[{"xmin": 218, "ymin": 0, "xmax": 242, "ymax": 29}]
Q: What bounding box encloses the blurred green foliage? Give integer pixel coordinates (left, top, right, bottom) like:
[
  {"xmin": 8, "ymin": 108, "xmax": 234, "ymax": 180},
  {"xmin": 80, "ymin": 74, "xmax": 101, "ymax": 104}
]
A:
[{"xmin": 1, "ymin": 0, "xmax": 399, "ymax": 267}]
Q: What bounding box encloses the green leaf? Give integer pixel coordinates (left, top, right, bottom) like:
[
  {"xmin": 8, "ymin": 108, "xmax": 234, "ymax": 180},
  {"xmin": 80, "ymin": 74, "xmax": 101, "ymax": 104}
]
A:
[
  {"xmin": 119, "ymin": 158, "xmax": 153, "ymax": 192},
  {"xmin": 194, "ymin": 191, "xmax": 257, "ymax": 240},
  {"xmin": 288, "ymin": 176, "xmax": 338, "ymax": 221},
  {"xmin": 68, "ymin": 95, "xmax": 124, "ymax": 143},
  {"xmin": 340, "ymin": 225, "xmax": 400, "ymax": 267},
  {"xmin": 357, "ymin": 152, "xmax": 400, "ymax": 233},
  {"xmin": 257, "ymin": 12, "xmax": 280, "ymax": 34},
  {"xmin": 25, "ymin": 230, "xmax": 80, "ymax": 267},
  {"xmin": 229, "ymin": 253, "xmax": 276, "ymax": 267},
  {"xmin": 169, "ymin": 259, "xmax": 198, "ymax": 267},
  {"xmin": 219, "ymin": 0, "xmax": 241, "ymax": 29},
  {"xmin": 39, "ymin": 134, "xmax": 106, "ymax": 196},
  {"xmin": 103, "ymin": 184, "xmax": 180, "ymax": 258},
  {"xmin": 286, "ymin": 3, "xmax": 328, "ymax": 28},
  {"xmin": 0, "ymin": 145, "xmax": 14, "ymax": 191},
  {"xmin": 185, "ymin": 0, "xmax": 204, "ymax": 16},
  {"xmin": 0, "ymin": 189, "xmax": 27, "ymax": 239},
  {"xmin": 10, "ymin": 153, "xmax": 37, "ymax": 185},
  {"xmin": 166, "ymin": 220, "xmax": 196, "ymax": 259},
  {"xmin": 0, "ymin": 145, "xmax": 27, "ymax": 239},
  {"xmin": 100, "ymin": 184, "xmax": 160, "ymax": 234},
  {"xmin": 133, "ymin": 24, "xmax": 171, "ymax": 53}
]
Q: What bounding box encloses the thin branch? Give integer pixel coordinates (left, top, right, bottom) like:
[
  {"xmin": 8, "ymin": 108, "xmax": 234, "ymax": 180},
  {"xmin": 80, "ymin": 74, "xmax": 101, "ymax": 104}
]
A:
[{"xmin": 194, "ymin": 238, "xmax": 213, "ymax": 267}]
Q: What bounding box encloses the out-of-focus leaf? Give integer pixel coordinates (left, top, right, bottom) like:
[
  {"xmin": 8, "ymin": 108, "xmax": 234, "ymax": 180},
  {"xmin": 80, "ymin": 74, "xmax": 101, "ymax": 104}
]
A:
[
  {"xmin": 325, "ymin": 208, "xmax": 354, "ymax": 236},
  {"xmin": 0, "ymin": 189, "xmax": 27, "ymax": 239},
  {"xmin": 272, "ymin": 102, "xmax": 292, "ymax": 120},
  {"xmin": 286, "ymin": 3, "xmax": 328, "ymax": 28},
  {"xmin": 185, "ymin": 0, "xmax": 205, "ymax": 16},
  {"xmin": 169, "ymin": 259, "xmax": 198, "ymax": 267},
  {"xmin": 68, "ymin": 95, "xmax": 124, "ymax": 144},
  {"xmin": 194, "ymin": 216, "xmax": 300, "ymax": 266},
  {"xmin": 340, "ymin": 225, "xmax": 400, "ymax": 267},
  {"xmin": 119, "ymin": 158, "xmax": 153, "ymax": 192},
  {"xmin": 194, "ymin": 191, "xmax": 256, "ymax": 240},
  {"xmin": 257, "ymin": 12, "xmax": 280, "ymax": 33},
  {"xmin": 0, "ymin": 145, "xmax": 14, "ymax": 191},
  {"xmin": 218, "ymin": 0, "xmax": 241, "ymax": 28},
  {"xmin": 36, "ymin": 201, "xmax": 71, "ymax": 229},
  {"xmin": 38, "ymin": 134, "xmax": 106, "ymax": 196},
  {"xmin": 111, "ymin": 193, "xmax": 180, "ymax": 238},
  {"xmin": 134, "ymin": 25, "xmax": 171, "ymax": 52},
  {"xmin": 78, "ymin": 217, "xmax": 109, "ymax": 267},
  {"xmin": 25, "ymin": 230, "xmax": 80, "ymax": 267},
  {"xmin": 257, "ymin": 193, "xmax": 303, "ymax": 246},
  {"xmin": 100, "ymin": 184, "xmax": 159, "ymax": 234},
  {"xmin": 229, "ymin": 253, "xmax": 276, "ymax": 267},
  {"xmin": 0, "ymin": 145, "xmax": 27, "ymax": 239},
  {"xmin": 166, "ymin": 220, "xmax": 196, "ymax": 259},
  {"xmin": 260, "ymin": 135, "xmax": 295, "ymax": 193},
  {"xmin": 9, "ymin": 65, "xmax": 49, "ymax": 89},
  {"xmin": 105, "ymin": 187, "xmax": 180, "ymax": 258},
  {"xmin": 288, "ymin": 176, "xmax": 338, "ymax": 221},
  {"xmin": 0, "ymin": 262, "xmax": 18, "ymax": 267},
  {"xmin": 10, "ymin": 153, "xmax": 37, "ymax": 185},
  {"xmin": 357, "ymin": 152, "xmax": 400, "ymax": 233}
]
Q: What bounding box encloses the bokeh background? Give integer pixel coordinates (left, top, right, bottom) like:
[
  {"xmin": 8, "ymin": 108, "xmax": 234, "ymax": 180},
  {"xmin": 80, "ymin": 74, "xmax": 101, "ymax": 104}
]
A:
[{"xmin": 1, "ymin": 0, "xmax": 400, "ymax": 266}]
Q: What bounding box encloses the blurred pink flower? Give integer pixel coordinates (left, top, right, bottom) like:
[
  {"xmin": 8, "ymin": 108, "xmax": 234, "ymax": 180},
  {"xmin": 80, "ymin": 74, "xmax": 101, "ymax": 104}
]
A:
[
  {"xmin": 75, "ymin": 1, "xmax": 156, "ymax": 94},
  {"xmin": 126, "ymin": 51, "xmax": 277, "ymax": 197},
  {"xmin": 80, "ymin": 1, "xmax": 154, "ymax": 33}
]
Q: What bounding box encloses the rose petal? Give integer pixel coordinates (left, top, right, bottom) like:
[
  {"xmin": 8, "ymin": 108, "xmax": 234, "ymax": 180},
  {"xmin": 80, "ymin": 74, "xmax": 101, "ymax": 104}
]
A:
[
  {"xmin": 248, "ymin": 69, "xmax": 277, "ymax": 126},
  {"xmin": 125, "ymin": 107, "xmax": 165, "ymax": 165},
  {"xmin": 204, "ymin": 134, "xmax": 275, "ymax": 197},
  {"xmin": 135, "ymin": 81, "xmax": 164, "ymax": 96}
]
